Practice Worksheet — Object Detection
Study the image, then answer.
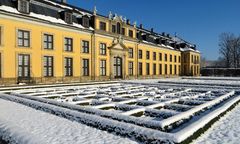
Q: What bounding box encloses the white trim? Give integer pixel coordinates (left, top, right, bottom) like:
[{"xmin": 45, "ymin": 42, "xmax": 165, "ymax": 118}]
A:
[{"xmin": 94, "ymin": 33, "xmax": 114, "ymax": 40}]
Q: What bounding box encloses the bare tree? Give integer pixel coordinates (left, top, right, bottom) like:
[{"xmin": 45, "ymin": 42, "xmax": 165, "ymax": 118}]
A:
[{"xmin": 218, "ymin": 33, "xmax": 240, "ymax": 68}]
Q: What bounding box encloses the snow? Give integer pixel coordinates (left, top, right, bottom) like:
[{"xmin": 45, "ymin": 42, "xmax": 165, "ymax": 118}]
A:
[
  {"xmin": 180, "ymin": 47, "xmax": 199, "ymax": 53},
  {"xmin": 0, "ymin": 5, "xmax": 93, "ymax": 31},
  {"xmin": 0, "ymin": 77, "xmax": 240, "ymax": 143},
  {"xmin": 193, "ymin": 103, "xmax": 240, "ymax": 144},
  {"xmin": 0, "ymin": 98, "xmax": 137, "ymax": 144},
  {"xmin": 174, "ymin": 94, "xmax": 240, "ymax": 143},
  {"xmin": 0, "ymin": 5, "xmax": 20, "ymax": 14},
  {"xmin": 159, "ymin": 91, "xmax": 234, "ymax": 128},
  {"xmin": 43, "ymin": 0, "xmax": 73, "ymax": 10}
]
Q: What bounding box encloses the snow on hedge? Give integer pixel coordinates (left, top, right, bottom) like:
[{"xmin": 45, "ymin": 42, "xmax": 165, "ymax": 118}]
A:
[
  {"xmin": 174, "ymin": 94, "xmax": 240, "ymax": 143},
  {"xmin": 0, "ymin": 94, "xmax": 175, "ymax": 143},
  {"xmin": 0, "ymin": 118, "xmax": 44, "ymax": 144},
  {"xmin": 1, "ymin": 90, "xmax": 239, "ymax": 143},
  {"xmin": 0, "ymin": 99, "xmax": 137, "ymax": 144},
  {"xmin": 159, "ymin": 91, "xmax": 235, "ymax": 129}
]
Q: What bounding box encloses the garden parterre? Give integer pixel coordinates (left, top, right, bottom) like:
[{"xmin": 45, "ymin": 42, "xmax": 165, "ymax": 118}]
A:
[{"xmin": 1, "ymin": 81, "xmax": 239, "ymax": 143}]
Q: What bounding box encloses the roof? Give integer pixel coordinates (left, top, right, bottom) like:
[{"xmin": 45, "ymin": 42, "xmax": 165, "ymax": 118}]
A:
[{"xmin": 0, "ymin": 0, "xmax": 199, "ymax": 52}]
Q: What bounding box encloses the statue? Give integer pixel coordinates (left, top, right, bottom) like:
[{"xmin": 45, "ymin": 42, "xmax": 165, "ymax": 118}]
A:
[
  {"xmin": 93, "ymin": 6, "xmax": 97, "ymax": 15},
  {"xmin": 109, "ymin": 11, "xmax": 112, "ymax": 20}
]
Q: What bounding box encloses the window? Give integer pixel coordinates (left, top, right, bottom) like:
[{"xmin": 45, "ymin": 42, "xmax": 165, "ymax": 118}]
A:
[
  {"xmin": 129, "ymin": 48, "xmax": 133, "ymax": 58},
  {"xmin": 170, "ymin": 64, "xmax": 172, "ymax": 74},
  {"xmin": 192, "ymin": 55, "xmax": 194, "ymax": 63},
  {"xmin": 159, "ymin": 53, "xmax": 162, "ymax": 61},
  {"xmin": 43, "ymin": 56, "xmax": 54, "ymax": 77},
  {"xmin": 122, "ymin": 28, "xmax": 125, "ymax": 35},
  {"xmin": 43, "ymin": 34, "xmax": 53, "ymax": 49},
  {"xmin": 139, "ymin": 50, "xmax": 142, "ymax": 59},
  {"xmin": 112, "ymin": 25, "xmax": 116, "ymax": 33},
  {"xmin": 117, "ymin": 22, "xmax": 121, "ymax": 34},
  {"xmin": 170, "ymin": 55, "xmax": 172, "ymax": 62},
  {"xmin": 100, "ymin": 22, "xmax": 106, "ymax": 31},
  {"xmin": 0, "ymin": 27, "xmax": 2, "ymax": 46},
  {"xmin": 18, "ymin": 54, "xmax": 30, "ymax": 78},
  {"xmin": 64, "ymin": 57, "xmax": 73, "ymax": 76},
  {"xmin": 146, "ymin": 63, "xmax": 150, "ymax": 75},
  {"xmin": 146, "ymin": 51, "xmax": 150, "ymax": 59},
  {"xmin": 18, "ymin": 0, "xmax": 29, "ymax": 13},
  {"xmin": 129, "ymin": 62, "xmax": 133, "ymax": 76},
  {"xmin": 174, "ymin": 65, "xmax": 177, "ymax": 75},
  {"xmin": 129, "ymin": 30, "xmax": 133, "ymax": 38},
  {"xmin": 65, "ymin": 12, "xmax": 73, "ymax": 24},
  {"xmin": 100, "ymin": 60, "xmax": 106, "ymax": 76},
  {"xmin": 165, "ymin": 64, "xmax": 168, "ymax": 75},
  {"xmin": 82, "ymin": 59, "xmax": 89, "ymax": 76},
  {"xmin": 138, "ymin": 62, "xmax": 142, "ymax": 75},
  {"xmin": 18, "ymin": 30, "xmax": 30, "ymax": 47},
  {"xmin": 153, "ymin": 52, "xmax": 156, "ymax": 60},
  {"xmin": 179, "ymin": 65, "xmax": 181, "ymax": 75},
  {"xmin": 153, "ymin": 64, "xmax": 156, "ymax": 75},
  {"xmin": 174, "ymin": 55, "xmax": 177, "ymax": 63},
  {"xmin": 165, "ymin": 54, "xmax": 168, "ymax": 62},
  {"xmin": 0, "ymin": 53, "xmax": 2, "ymax": 78},
  {"xmin": 64, "ymin": 37, "xmax": 73, "ymax": 52},
  {"xmin": 82, "ymin": 16, "xmax": 89, "ymax": 27},
  {"xmin": 179, "ymin": 56, "xmax": 181, "ymax": 63},
  {"xmin": 100, "ymin": 43, "xmax": 107, "ymax": 55},
  {"xmin": 159, "ymin": 64, "xmax": 162, "ymax": 75},
  {"xmin": 82, "ymin": 40, "xmax": 89, "ymax": 53}
]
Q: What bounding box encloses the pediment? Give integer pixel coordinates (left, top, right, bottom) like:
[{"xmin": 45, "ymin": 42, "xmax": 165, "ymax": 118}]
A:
[
  {"xmin": 110, "ymin": 43, "xmax": 128, "ymax": 51},
  {"xmin": 109, "ymin": 36, "xmax": 128, "ymax": 51}
]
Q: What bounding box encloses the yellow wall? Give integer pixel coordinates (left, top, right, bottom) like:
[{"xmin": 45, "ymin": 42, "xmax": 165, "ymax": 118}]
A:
[{"xmin": 0, "ymin": 12, "xmax": 200, "ymax": 84}]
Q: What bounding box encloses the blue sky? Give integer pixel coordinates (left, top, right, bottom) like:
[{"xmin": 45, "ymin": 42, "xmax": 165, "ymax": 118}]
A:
[{"xmin": 67, "ymin": 0, "xmax": 240, "ymax": 60}]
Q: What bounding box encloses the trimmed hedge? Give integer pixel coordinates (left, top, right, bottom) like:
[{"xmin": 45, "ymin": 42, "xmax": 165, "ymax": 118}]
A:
[{"xmin": 201, "ymin": 68, "xmax": 240, "ymax": 76}]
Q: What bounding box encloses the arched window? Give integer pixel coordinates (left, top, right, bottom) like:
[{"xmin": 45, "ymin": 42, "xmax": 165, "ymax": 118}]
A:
[{"xmin": 117, "ymin": 22, "xmax": 121, "ymax": 34}]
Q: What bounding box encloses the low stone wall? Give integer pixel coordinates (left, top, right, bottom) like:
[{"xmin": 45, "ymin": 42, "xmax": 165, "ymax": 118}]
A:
[{"xmin": 0, "ymin": 75, "xmax": 178, "ymax": 86}]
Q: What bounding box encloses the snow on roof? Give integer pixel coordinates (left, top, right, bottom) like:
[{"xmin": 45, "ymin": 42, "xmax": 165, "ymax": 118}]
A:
[
  {"xmin": 180, "ymin": 47, "xmax": 200, "ymax": 53},
  {"xmin": 43, "ymin": 0, "xmax": 73, "ymax": 10},
  {"xmin": 0, "ymin": 5, "xmax": 20, "ymax": 14},
  {"xmin": 74, "ymin": 8, "xmax": 92, "ymax": 17},
  {"xmin": 0, "ymin": 5, "xmax": 93, "ymax": 31}
]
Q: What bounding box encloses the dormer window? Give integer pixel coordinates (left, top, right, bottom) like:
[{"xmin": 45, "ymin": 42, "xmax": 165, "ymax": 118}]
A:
[
  {"xmin": 112, "ymin": 25, "xmax": 116, "ymax": 33},
  {"xmin": 17, "ymin": 0, "xmax": 30, "ymax": 14},
  {"xmin": 100, "ymin": 22, "xmax": 106, "ymax": 31},
  {"xmin": 121, "ymin": 28, "xmax": 125, "ymax": 35},
  {"xmin": 82, "ymin": 16, "xmax": 89, "ymax": 28},
  {"xmin": 65, "ymin": 12, "xmax": 73, "ymax": 24},
  {"xmin": 129, "ymin": 30, "xmax": 133, "ymax": 38}
]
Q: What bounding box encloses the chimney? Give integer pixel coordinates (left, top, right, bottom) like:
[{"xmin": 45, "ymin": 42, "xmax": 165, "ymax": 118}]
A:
[
  {"xmin": 140, "ymin": 24, "xmax": 143, "ymax": 29},
  {"xmin": 162, "ymin": 32, "xmax": 165, "ymax": 36}
]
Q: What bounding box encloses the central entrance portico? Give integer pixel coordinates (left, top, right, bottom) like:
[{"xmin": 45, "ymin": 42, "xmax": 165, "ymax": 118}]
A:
[{"xmin": 109, "ymin": 36, "xmax": 128, "ymax": 79}]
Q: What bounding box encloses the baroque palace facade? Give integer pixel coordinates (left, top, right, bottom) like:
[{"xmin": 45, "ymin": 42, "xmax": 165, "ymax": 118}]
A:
[{"xmin": 0, "ymin": 0, "xmax": 200, "ymax": 85}]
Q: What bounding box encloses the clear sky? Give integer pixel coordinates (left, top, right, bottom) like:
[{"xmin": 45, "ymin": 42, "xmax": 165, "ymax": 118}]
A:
[{"xmin": 67, "ymin": 0, "xmax": 240, "ymax": 60}]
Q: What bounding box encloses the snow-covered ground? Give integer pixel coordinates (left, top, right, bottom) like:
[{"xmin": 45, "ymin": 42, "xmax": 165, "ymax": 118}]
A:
[
  {"xmin": 0, "ymin": 99, "xmax": 137, "ymax": 144},
  {"xmin": 194, "ymin": 104, "xmax": 240, "ymax": 144},
  {"xmin": 0, "ymin": 77, "xmax": 240, "ymax": 143}
]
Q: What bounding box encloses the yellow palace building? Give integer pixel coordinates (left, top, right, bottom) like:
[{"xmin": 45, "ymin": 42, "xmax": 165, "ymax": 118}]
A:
[{"xmin": 0, "ymin": 0, "xmax": 200, "ymax": 85}]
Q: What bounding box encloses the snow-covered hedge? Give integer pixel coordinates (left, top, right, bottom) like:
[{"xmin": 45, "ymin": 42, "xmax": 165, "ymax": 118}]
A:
[
  {"xmin": 0, "ymin": 94, "xmax": 174, "ymax": 143},
  {"xmin": 1, "ymin": 87, "xmax": 239, "ymax": 143},
  {"xmin": 0, "ymin": 119, "xmax": 44, "ymax": 144}
]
